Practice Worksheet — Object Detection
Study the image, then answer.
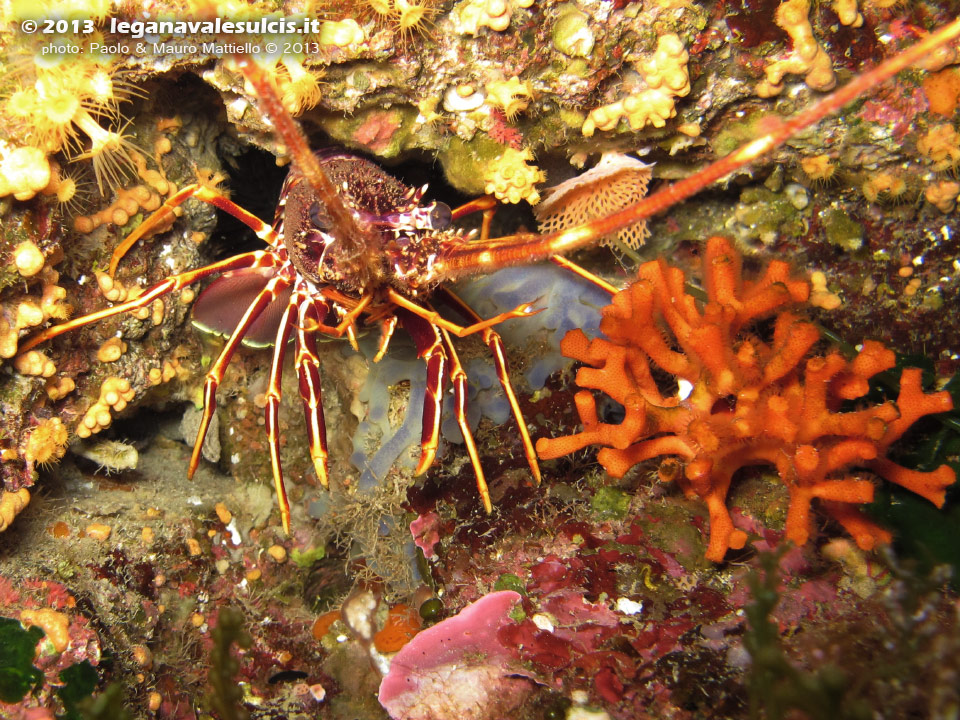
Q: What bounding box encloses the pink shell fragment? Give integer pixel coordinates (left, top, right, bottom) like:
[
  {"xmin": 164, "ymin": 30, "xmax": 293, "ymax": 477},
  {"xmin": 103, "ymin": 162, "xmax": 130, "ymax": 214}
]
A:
[{"xmin": 378, "ymin": 590, "xmax": 532, "ymax": 720}]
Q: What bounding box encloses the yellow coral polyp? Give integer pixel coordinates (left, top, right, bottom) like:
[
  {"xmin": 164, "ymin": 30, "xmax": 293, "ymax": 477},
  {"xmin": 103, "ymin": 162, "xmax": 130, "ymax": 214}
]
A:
[
  {"xmin": 41, "ymin": 283, "xmax": 70, "ymax": 321},
  {"xmin": 862, "ymin": 171, "xmax": 907, "ymax": 203},
  {"xmin": 13, "ymin": 241, "xmax": 45, "ymax": 278},
  {"xmin": 395, "ymin": 0, "xmax": 441, "ymax": 41},
  {"xmin": 14, "ymin": 350, "xmax": 56, "ymax": 378},
  {"xmin": 0, "ymin": 488, "xmax": 30, "ymax": 533},
  {"xmin": 0, "ymin": 146, "xmax": 52, "ymax": 201},
  {"xmin": 24, "ymin": 417, "xmax": 69, "ymax": 465},
  {"xmin": 41, "ymin": 91, "xmax": 82, "ymax": 143},
  {"xmin": 72, "ymin": 116, "xmax": 139, "ymax": 194},
  {"xmin": 83, "ymin": 67, "xmax": 117, "ymax": 106},
  {"xmin": 365, "ymin": 0, "xmax": 394, "ymax": 19},
  {"xmin": 917, "ymin": 124, "xmax": 960, "ymax": 172},
  {"xmin": 800, "ymin": 154, "xmax": 836, "ymax": 183},
  {"xmin": 756, "ymin": 0, "xmax": 836, "ymax": 97},
  {"xmin": 485, "ymin": 76, "xmax": 534, "ymax": 120},
  {"xmin": 484, "ymin": 148, "xmax": 545, "ymax": 205},
  {"xmin": 76, "ymin": 377, "xmax": 135, "ymax": 438},
  {"xmin": 277, "ymin": 57, "xmax": 323, "ymax": 115},
  {"xmin": 56, "ymin": 176, "xmax": 78, "ymax": 205},
  {"xmin": 582, "ymin": 33, "xmax": 690, "ymax": 137}
]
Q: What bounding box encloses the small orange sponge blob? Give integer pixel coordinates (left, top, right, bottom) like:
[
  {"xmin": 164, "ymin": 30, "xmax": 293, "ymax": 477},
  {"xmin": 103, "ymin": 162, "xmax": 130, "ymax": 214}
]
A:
[
  {"xmin": 373, "ymin": 604, "xmax": 423, "ymax": 653},
  {"xmin": 312, "ymin": 610, "xmax": 342, "ymax": 642}
]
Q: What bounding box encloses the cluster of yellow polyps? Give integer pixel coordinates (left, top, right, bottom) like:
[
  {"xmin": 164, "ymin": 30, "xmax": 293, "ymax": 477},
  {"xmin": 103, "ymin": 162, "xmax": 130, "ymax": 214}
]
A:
[
  {"xmin": 73, "ymin": 184, "xmax": 163, "ymax": 233},
  {"xmin": 536, "ymin": 236, "xmax": 955, "ymax": 561},
  {"xmin": 76, "ymin": 377, "xmax": 136, "ymax": 438},
  {"xmin": 918, "ymin": 125, "xmax": 960, "ymax": 172},
  {"xmin": 485, "ymin": 76, "xmax": 535, "ymax": 121},
  {"xmin": 23, "ymin": 418, "xmax": 69, "ymax": 467},
  {"xmin": 452, "ymin": 0, "xmax": 533, "ymax": 35},
  {"xmin": 755, "ymin": 0, "xmax": 836, "ymax": 97},
  {"xmin": 582, "ymin": 33, "xmax": 690, "ymax": 137},
  {"xmin": 924, "ymin": 180, "xmax": 960, "ymax": 212},
  {"xmin": 1, "ymin": 34, "xmax": 139, "ymax": 195},
  {"xmin": 483, "ymin": 147, "xmax": 545, "ymax": 205},
  {"xmin": 2, "ymin": 255, "xmax": 71, "ymax": 360},
  {"xmin": 0, "ymin": 145, "xmax": 52, "ymax": 201}
]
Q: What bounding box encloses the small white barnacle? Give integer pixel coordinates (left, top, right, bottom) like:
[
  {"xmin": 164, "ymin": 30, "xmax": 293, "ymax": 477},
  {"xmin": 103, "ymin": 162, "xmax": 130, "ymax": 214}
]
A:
[{"xmin": 442, "ymin": 84, "xmax": 485, "ymax": 113}]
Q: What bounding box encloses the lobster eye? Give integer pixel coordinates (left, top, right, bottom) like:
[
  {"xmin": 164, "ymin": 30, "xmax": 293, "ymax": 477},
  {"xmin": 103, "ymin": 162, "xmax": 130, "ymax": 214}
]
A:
[
  {"xmin": 309, "ymin": 201, "xmax": 331, "ymax": 231},
  {"xmin": 430, "ymin": 202, "xmax": 452, "ymax": 229}
]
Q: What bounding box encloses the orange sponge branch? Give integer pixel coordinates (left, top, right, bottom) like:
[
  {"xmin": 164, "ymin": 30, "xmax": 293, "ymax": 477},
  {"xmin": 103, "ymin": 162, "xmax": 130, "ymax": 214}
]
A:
[{"xmin": 536, "ymin": 237, "xmax": 955, "ymax": 561}]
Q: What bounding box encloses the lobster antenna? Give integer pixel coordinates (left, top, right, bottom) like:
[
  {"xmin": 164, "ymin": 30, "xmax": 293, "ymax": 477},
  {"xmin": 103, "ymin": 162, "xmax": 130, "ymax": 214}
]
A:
[
  {"xmin": 435, "ymin": 17, "xmax": 960, "ymax": 280},
  {"xmin": 234, "ymin": 57, "xmax": 380, "ymax": 283},
  {"xmin": 188, "ymin": 4, "xmax": 378, "ymax": 282}
]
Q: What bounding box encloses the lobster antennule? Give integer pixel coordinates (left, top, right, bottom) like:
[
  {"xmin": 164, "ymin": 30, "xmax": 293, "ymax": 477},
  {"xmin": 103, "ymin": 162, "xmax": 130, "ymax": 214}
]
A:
[{"xmin": 432, "ymin": 16, "xmax": 960, "ymax": 283}]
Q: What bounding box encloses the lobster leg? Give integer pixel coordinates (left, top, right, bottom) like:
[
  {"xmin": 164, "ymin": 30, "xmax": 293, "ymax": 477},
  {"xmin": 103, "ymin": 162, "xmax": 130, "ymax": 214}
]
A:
[
  {"xmin": 398, "ymin": 308, "xmax": 449, "ymax": 477},
  {"xmin": 438, "ymin": 288, "xmax": 541, "ymax": 486},
  {"xmin": 386, "ymin": 287, "xmax": 541, "ymax": 338},
  {"xmin": 265, "ymin": 291, "xmax": 300, "ymax": 535},
  {"xmin": 109, "ymin": 184, "xmax": 281, "ymax": 277},
  {"xmin": 437, "ymin": 324, "xmax": 492, "ymax": 513},
  {"xmin": 188, "ymin": 274, "xmax": 293, "ymax": 480},
  {"xmin": 313, "ymin": 290, "xmax": 374, "ymax": 350},
  {"xmin": 549, "ymin": 257, "xmax": 618, "ymax": 295},
  {"xmin": 17, "ymin": 251, "xmax": 276, "ymax": 354},
  {"xmin": 296, "ymin": 294, "xmax": 332, "ymax": 490},
  {"xmin": 450, "ymin": 195, "xmax": 497, "ymax": 242},
  {"xmin": 373, "ymin": 315, "xmax": 399, "ymax": 363}
]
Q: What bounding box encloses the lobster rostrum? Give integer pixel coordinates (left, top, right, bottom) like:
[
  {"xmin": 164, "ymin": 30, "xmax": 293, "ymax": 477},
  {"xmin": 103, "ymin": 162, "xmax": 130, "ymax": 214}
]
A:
[{"xmin": 19, "ymin": 19, "xmax": 960, "ymax": 534}]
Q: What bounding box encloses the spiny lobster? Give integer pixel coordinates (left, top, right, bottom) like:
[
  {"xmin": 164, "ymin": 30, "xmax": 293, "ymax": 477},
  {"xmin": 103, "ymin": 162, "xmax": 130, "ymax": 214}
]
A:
[{"xmin": 19, "ymin": 18, "xmax": 960, "ymax": 535}]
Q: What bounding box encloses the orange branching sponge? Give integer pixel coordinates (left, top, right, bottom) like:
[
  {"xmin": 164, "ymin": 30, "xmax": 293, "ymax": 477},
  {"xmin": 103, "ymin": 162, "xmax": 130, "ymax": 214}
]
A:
[{"xmin": 536, "ymin": 237, "xmax": 955, "ymax": 561}]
